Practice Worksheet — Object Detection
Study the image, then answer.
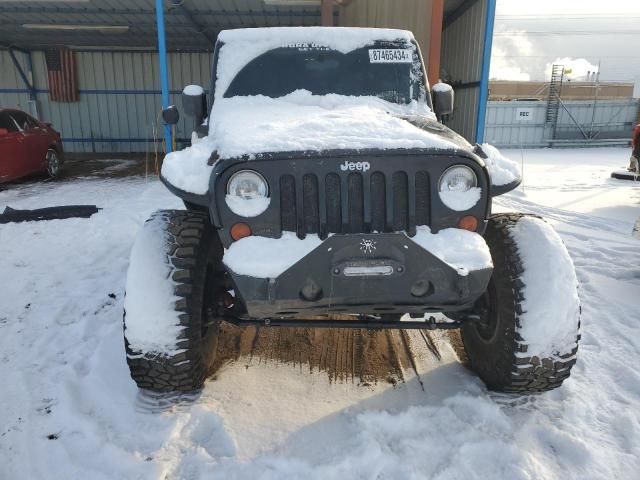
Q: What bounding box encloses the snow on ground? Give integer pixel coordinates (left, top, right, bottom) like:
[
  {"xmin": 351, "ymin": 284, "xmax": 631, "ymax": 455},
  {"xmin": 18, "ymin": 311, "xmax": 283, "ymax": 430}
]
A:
[{"xmin": 1, "ymin": 147, "xmax": 640, "ymax": 479}]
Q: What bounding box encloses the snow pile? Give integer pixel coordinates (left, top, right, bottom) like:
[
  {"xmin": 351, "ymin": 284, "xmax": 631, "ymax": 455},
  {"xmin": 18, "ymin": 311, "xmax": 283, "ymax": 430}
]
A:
[
  {"xmin": 223, "ymin": 232, "xmax": 323, "ymax": 278},
  {"xmin": 409, "ymin": 226, "xmax": 493, "ymax": 275},
  {"xmin": 482, "ymin": 143, "xmax": 521, "ymax": 186},
  {"xmin": 216, "ymin": 27, "xmax": 414, "ymax": 102},
  {"xmin": 162, "ymin": 90, "xmax": 452, "ymax": 194},
  {"xmin": 183, "ymin": 84, "xmax": 204, "ymax": 96},
  {"xmin": 225, "ymin": 195, "xmax": 271, "ymax": 218},
  {"xmin": 432, "ymin": 82, "xmax": 453, "ymax": 93},
  {"xmin": 123, "ymin": 212, "xmax": 184, "ymax": 355},
  {"xmin": 439, "ymin": 187, "xmax": 481, "ymax": 211},
  {"xmin": 510, "ymin": 217, "xmax": 581, "ymax": 358}
]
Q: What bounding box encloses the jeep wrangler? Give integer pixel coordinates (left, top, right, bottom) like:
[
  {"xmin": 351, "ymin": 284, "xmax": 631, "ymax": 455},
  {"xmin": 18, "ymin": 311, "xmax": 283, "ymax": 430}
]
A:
[{"xmin": 123, "ymin": 27, "xmax": 580, "ymax": 394}]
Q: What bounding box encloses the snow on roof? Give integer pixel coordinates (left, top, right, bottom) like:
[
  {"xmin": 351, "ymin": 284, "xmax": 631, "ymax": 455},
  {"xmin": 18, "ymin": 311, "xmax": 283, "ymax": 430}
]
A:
[
  {"xmin": 216, "ymin": 27, "xmax": 416, "ymax": 102},
  {"xmin": 161, "ymin": 90, "xmax": 455, "ymax": 195},
  {"xmin": 218, "ymin": 27, "xmax": 414, "ymax": 51}
]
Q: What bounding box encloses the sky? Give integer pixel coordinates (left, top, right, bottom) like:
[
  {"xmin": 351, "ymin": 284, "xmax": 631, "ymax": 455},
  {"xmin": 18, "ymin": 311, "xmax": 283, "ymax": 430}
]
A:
[{"xmin": 490, "ymin": 0, "xmax": 640, "ymax": 85}]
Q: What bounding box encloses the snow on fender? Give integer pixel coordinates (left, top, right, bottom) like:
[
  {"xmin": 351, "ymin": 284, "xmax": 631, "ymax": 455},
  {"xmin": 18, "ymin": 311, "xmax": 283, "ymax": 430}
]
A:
[{"xmin": 481, "ymin": 143, "xmax": 521, "ymax": 187}]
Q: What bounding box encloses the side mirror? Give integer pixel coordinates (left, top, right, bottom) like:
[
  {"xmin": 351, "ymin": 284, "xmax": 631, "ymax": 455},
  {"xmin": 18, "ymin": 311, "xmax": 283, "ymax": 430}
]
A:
[
  {"xmin": 162, "ymin": 105, "xmax": 180, "ymax": 125},
  {"xmin": 0, "ymin": 128, "xmax": 8, "ymax": 136},
  {"xmin": 432, "ymin": 82, "xmax": 454, "ymax": 119},
  {"xmin": 182, "ymin": 84, "xmax": 206, "ymax": 125}
]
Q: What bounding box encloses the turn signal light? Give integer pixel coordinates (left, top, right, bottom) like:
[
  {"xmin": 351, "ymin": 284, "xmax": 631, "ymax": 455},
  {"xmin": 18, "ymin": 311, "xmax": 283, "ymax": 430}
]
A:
[
  {"xmin": 230, "ymin": 222, "xmax": 252, "ymax": 241},
  {"xmin": 457, "ymin": 215, "xmax": 478, "ymax": 231}
]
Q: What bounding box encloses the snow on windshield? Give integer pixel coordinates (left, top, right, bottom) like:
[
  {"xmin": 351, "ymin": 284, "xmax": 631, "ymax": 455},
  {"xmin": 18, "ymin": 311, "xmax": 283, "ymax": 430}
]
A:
[
  {"xmin": 162, "ymin": 90, "xmax": 451, "ymax": 195},
  {"xmin": 216, "ymin": 27, "xmax": 415, "ymax": 102}
]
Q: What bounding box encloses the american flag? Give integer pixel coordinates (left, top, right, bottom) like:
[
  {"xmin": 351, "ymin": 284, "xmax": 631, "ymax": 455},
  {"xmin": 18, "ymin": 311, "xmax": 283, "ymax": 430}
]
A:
[{"xmin": 45, "ymin": 48, "xmax": 79, "ymax": 102}]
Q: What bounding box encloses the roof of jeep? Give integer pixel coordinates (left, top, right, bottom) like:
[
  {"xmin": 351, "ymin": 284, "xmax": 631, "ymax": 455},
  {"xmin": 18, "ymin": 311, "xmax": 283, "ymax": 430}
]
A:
[{"xmin": 217, "ymin": 27, "xmax": 415, "ymax": 51}]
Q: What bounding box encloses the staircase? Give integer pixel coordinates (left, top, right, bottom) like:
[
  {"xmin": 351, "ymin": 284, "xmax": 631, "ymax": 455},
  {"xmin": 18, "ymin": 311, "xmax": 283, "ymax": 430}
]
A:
[{"xmin": 545, "ymin": 64, "xmax": 564, "ymax": 139}]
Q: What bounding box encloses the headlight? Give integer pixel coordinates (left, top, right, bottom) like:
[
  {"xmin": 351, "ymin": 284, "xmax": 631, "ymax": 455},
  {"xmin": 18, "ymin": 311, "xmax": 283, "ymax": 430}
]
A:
[
  {"xmin": 227, "ymin": 170, "xmax": 268, "ymax": 199},
  {"xmin": 438, "ymin": 165, "xmax": 477, "ymax": 193},
  {"xmin": 226, "ymin": 170, "xmax": 270, "ymax": 217}
]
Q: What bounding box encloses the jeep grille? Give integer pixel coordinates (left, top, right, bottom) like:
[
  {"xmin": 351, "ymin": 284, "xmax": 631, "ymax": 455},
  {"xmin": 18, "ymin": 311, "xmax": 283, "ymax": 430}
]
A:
[{"xmin": 279, "ymin": 171, "xmax": 431, "ymax": 237}]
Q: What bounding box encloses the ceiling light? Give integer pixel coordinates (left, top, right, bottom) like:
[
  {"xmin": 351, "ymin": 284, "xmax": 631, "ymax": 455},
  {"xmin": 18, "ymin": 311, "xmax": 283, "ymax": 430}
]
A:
[{"xmin": 22, "ymin": 24, "xmax": 130, "ymax": 34}]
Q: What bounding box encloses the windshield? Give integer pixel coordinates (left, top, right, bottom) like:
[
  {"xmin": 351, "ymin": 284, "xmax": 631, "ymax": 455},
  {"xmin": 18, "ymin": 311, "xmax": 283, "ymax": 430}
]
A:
[{"xmin": 222, "ymin": 41, "xmax": 427, "ymax": 105}]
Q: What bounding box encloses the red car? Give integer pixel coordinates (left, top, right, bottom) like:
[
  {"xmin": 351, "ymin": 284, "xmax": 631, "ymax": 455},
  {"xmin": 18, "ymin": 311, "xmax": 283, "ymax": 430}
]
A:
[{"xmin": 0, "ymin": 108, "xmax": 64, "ymax": 184}]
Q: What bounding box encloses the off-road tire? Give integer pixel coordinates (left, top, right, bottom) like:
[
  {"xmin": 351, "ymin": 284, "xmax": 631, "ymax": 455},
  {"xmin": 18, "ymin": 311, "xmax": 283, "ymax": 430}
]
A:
[
  {"xmin": 124, "ymin": 210, "xmax": 223, "ymax": 392},
  {"xmin": 461, "ymin": 213, "xmax": 580, "ymax": 393}
]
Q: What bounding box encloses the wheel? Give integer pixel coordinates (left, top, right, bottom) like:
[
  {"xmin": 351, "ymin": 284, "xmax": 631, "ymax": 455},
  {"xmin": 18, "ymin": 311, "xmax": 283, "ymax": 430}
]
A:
[
  {"xmin": 46, "ymin": 148, "xmax": 60, "ymax": 178},
  {"xmin": 123, "ymin": 210, "xmax": 225, "ymax": 392},
  {"xmin": 461, "ymin": 213, "xmax": 580, "ymax": 393}
]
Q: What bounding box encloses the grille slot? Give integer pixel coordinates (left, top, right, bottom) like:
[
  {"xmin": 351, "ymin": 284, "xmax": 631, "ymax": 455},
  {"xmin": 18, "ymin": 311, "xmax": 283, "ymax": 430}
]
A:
[
  {"xmin": 347, "ymin": 173, "xmax": 364, "ymax": 233},
  {"xmin": 280, "ymin": 175, "xmax": 296, "ymax": 232},
  {"xmin": 302, "ymin": 174, "xmax": 319, "ymax": 235},
  {"xmin": 392, "ymin": 172, "xmax": 408, "ymax": 232},
  {"xmin": 370, "ymin": 172, "xmax": 386, "ymax": 232},
  {"xmin": 279, "ymin": 170, "xmax": 430, "ymax": 237}
]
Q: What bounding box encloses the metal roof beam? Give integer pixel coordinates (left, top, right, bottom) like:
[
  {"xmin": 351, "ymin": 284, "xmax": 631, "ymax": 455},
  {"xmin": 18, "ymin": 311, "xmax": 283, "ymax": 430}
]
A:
[
  {"xmin": 0, "ymin": 7, "xmax": 153, "ymax": 15},
  {"xmin": 0, "ymin": 6, "xmax": 322, "ymax": 17},
  {"xmin": 169, "ymin": 1, "xmax": 216, "ymax": 45}
]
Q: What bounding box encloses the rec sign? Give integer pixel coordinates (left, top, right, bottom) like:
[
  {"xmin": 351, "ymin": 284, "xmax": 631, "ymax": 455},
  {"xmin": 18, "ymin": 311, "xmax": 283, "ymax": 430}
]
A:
[{"xmin": 515, "ymin": 107, "xmax": 534, "ymax": 122}]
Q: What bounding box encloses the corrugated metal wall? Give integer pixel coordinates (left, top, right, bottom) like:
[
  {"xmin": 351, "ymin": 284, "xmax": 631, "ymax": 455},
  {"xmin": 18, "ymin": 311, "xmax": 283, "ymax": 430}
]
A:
[
  {"xmin": 484, "ymin": 100, "xmax": 640, "ymax": 147},
  {"xmin": 339, "ymin": 0, "xmax": 432, "ymax": 58},
  {"xmin": 0, "ymin": 49, "xmax": 213, "ymax": 152},
  {"xmin": 440, "ymin": 0, "xmax": 487, "ymax": 142}
]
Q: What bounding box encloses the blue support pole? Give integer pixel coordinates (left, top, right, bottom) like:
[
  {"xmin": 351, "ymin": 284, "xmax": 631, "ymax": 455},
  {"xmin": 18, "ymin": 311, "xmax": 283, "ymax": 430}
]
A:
[
  {"xmin": 475, "ymin": 0, "xmax": 497, "ymax": 144},
  {"xmin": 155, "ymin": 0, "xmax": 172, "ymax": 153}
]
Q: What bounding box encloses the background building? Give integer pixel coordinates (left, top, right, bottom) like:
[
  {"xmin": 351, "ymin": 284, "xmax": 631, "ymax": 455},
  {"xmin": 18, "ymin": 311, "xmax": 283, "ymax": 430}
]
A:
[
  {"xmin": 0, "ymin": 0, "xmax": 497, "ymax": 153},
  {"xmin": 484, "ymin": 77, "xmax": 640, "ymax": 148}
]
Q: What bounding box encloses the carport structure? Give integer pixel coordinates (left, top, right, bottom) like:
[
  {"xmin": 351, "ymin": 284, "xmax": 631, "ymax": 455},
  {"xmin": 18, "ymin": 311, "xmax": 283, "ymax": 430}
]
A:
[{"xmin": 0, "ymin": 0, "xmax": 495, "ymax": 153}]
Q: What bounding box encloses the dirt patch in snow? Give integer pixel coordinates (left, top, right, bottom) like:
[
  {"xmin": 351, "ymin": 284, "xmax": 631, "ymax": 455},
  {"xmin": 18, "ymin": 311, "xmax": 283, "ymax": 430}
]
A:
[
  {"xmin": 58, "ymin": 155, "xmax": 155, "ymax": 180},
  {"xmin": 446, "ymin": 329, "xmax": 468, "ymax": 365},
  {"xmin": 211, "ymin": 320, "xmax": 444, "ymax": 386}
]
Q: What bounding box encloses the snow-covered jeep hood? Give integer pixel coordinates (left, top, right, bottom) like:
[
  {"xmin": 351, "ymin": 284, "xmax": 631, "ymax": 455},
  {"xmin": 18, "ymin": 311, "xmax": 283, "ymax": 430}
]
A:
[{"xmin": 161, "ymin": 91, "xmax": 471, "ymax": 195}]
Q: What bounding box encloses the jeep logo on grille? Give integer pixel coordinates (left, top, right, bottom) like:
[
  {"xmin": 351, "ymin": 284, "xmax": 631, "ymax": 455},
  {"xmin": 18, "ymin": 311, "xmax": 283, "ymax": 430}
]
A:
[{"xmin": 340, "ymin": 160, "xmax": 370, "ymax": 172}]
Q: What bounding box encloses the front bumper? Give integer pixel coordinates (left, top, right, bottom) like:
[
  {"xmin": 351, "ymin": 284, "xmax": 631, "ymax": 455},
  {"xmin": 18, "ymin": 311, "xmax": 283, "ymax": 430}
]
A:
[{"xmin": 228, "ymin": 233, "xmax": 492, "ymax": 319}]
